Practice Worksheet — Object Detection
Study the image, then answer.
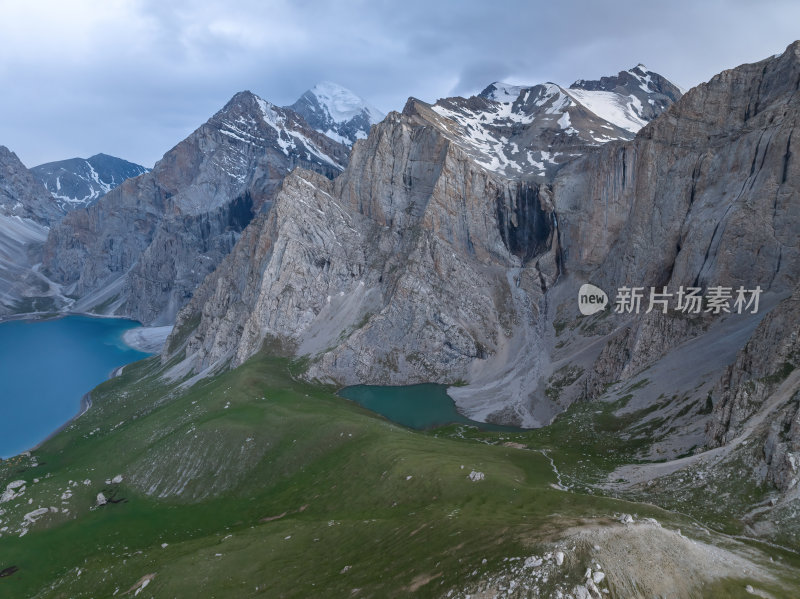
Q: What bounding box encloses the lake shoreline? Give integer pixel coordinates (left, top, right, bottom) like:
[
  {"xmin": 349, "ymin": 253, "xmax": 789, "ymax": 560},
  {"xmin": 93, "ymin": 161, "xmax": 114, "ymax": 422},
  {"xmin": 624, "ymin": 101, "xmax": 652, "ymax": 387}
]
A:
[
  {"xmin": 0, "ymin": 315, "xmax": 152, "ymax": 459},
  {"xmin": 27, "ymin": 392, "xmax": 93, "ymax": 454}
]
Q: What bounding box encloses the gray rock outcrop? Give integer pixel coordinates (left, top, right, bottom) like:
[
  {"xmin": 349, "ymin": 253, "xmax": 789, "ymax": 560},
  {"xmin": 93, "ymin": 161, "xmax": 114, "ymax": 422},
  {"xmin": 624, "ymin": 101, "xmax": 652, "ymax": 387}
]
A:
[{"xmin": 1, "ymin": 145, "xmax": 64, "ymax": 225}]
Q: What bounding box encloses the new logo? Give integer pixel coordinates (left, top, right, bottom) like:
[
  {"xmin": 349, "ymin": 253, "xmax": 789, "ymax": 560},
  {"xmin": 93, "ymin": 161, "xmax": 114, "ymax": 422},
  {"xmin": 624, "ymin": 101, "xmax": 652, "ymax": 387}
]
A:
[{"xmin": 578, "ymin": 283, "xmax": 609, "ymax": 315}]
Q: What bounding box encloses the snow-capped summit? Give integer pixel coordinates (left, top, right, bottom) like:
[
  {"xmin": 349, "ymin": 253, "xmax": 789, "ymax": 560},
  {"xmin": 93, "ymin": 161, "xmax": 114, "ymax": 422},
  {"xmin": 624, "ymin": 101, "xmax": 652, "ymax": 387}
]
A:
[
  {"xmin": 479, "ymin": 82, "xmax": 525, "ymax": 103},
  {"xmin": 429, "ymin": 66, "xmax": 682, "ymax": 180},
  {"xmin": 288, "ymin": 81, "xmax": 385, "ymax": 146}
]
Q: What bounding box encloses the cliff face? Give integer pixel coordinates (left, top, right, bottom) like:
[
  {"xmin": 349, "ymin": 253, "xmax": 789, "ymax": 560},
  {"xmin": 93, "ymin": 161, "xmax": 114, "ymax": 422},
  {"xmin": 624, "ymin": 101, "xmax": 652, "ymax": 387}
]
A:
[
  {"xmin": 542, "ymin": 42, "xmax": 800, "ymax": 407},
  {"xmin": 167, "ymin": 101, "xmax": 561, "ymax": 427},
  {"xmin": 555, "ymin": 44, "xmax": 798, "ymax": 296},
  {"xmin": 705, "ymin": 287, "xmax": 799, "ymax": 490},
  {"xmin": 167, "ymin": 43, "xmax": 799, "ymax": 431},
  {"xmin": 42, "ymin": 91, "xmax": 349, "ymax": 325}
]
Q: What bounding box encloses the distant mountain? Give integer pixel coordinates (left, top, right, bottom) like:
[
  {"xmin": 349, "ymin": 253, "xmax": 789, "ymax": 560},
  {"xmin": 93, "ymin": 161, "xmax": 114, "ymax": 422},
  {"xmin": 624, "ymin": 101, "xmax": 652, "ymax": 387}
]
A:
[
  {"xmin": 428, "ymin": 65, "xmax": 681, "ymax": 180},
  {"xmin": 289, "ymin": 81, "xmax": 385, "ymax": 146},
  {"xmin": 31, "ymin": 154, "xmax": 149, "ymax": 210}
]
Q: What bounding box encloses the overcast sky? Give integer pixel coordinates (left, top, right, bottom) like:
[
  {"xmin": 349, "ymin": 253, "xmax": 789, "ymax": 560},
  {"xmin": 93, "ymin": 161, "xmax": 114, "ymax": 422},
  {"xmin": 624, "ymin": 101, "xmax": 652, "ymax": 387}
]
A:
[{"xmin": 1, "ymin": 0, "xmax": 798, "ymax": 168}]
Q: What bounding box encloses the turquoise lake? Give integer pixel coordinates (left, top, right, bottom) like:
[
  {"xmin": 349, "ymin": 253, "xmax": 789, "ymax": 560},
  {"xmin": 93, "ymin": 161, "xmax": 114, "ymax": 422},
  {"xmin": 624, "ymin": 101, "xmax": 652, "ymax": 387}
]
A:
[
  {"xmin": 338, "ymin": 383, "xmax": 521, "ymax": 431},
  {"xmin": 0, "ymin": 316, "xmax": 150, "ymax": 458}
]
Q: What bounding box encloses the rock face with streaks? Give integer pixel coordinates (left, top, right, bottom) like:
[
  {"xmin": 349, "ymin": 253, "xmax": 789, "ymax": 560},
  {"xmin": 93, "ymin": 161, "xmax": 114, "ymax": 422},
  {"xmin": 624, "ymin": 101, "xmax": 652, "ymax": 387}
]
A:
[
  {"xmin": 554, "ymin": 47, "xmax": 798, "ymax": 295},
  {"xmin": 706, "ymin": 287, "xmax": 800, "ymax": 492},
  {"xmin": 550, "ymin": 40, "xmax": 799, "ymax": 406},
  {"xmin": 41, "ymin": 91, "xmax": 349, "ymax": 324},
  {"xmin": 0, "ymin": 145, "xmax": 64, "ymax": 225}
]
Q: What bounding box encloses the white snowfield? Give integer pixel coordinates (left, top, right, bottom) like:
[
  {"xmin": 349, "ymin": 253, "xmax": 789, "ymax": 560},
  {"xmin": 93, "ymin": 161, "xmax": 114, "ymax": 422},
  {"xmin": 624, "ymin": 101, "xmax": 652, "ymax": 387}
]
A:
[
  {"xmin": 565, "ymin": 88, "xmax": 647, "ymax": 133},
  {"xmin": 482, "ymin": 82, "xmax": 525, "ymax": 103}
]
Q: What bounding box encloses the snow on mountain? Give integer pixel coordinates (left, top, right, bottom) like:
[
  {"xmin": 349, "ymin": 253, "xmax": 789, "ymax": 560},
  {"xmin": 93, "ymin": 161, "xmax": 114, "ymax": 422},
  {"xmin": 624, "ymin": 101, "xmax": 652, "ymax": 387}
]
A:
[
  {"xmin": 569, "ymin": 64, "xmax": 682, "ymax": 126},
  {"xmin": 480, "ymin": 82, "xmax": 525, "ymax": 103},
  {"xmin": 254, "ymin": 96, "xmax": 345, "ymax": 168},
  {"xmin": 31, "ymin": 154, "xmax": 149, "ymax": 211},
  {"xmin": 427, "ymin": 67, "xmax": 681, "ymax": 180},
  {"xmin": 288, "ymin": 82, "xmax": 385, "ymax": 146}
]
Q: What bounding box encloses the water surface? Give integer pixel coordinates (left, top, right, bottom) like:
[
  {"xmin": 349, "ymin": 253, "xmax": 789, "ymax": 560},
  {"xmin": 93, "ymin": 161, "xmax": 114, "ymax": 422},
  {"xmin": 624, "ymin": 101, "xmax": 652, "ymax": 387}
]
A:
[
  {"xmin": 0, "ymin": 316, "xmax": 150, "ymax": 458},
  {"xmin": 338, "ymin": 383, "xmax": 521, "ymax": 431}
]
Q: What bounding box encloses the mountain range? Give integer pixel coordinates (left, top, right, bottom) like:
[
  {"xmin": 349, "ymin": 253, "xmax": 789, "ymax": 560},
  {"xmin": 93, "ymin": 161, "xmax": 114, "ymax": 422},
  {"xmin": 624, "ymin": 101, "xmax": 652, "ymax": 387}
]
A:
[
  {"xmin": 0, "ymin": 45, "xmax": 799, "ymax": 597},
  {"xmin": 36, "ymin": 70, "xmax": 678, "ymax": 324}
]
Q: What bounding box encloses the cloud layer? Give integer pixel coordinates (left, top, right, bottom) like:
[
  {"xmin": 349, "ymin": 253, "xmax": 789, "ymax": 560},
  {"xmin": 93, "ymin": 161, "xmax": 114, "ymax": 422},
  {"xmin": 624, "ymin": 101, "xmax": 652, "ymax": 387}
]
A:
[{"xmin": 1, "ymin": 0, "xmax": 798, "ymax": 167}]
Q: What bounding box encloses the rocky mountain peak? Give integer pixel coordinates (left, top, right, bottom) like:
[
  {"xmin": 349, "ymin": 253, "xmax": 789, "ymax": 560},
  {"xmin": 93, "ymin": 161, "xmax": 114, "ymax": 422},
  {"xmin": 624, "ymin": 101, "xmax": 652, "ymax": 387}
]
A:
[
  {"xmin": 288, "ymin": 81, "xmax": 385, "ymax": 146},
  {"xmin": 165, "ymin": 42, "xmax": 797, "ymax": 446}
]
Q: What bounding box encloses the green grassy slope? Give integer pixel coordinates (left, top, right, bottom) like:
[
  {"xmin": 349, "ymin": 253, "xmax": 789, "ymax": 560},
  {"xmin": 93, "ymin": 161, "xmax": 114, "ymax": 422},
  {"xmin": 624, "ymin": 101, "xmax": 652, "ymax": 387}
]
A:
[{"xmin": 0, "ymin": 354, "xmax": 797, "ymax": 598}]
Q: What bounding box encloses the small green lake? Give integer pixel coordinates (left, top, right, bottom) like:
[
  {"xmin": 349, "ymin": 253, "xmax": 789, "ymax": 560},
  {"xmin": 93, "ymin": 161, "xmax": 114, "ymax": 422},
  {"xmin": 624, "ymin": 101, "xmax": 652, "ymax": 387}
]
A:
[{"xmin": 338, "ymin": 383, "xmax": 522, "ymax": 431}]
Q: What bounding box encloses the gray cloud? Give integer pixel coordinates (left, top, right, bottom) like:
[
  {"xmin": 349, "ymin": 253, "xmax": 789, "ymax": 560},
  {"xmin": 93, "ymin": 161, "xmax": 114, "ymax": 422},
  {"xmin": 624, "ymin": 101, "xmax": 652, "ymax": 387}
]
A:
[{"xmin": 0, "ymin": 0, "xmax": 797, "ymax": 168}]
